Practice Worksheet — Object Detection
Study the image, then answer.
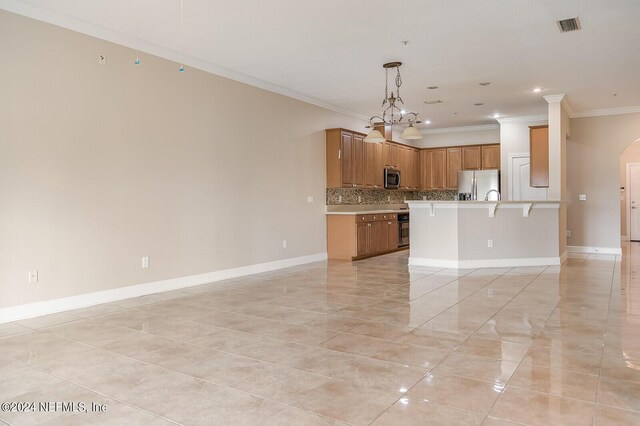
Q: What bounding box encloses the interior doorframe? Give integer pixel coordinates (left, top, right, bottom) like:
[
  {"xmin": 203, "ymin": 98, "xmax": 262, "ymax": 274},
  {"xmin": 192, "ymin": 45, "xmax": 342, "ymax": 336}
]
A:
[
  {"xmin": 507, "ymin": 152, "xmax": 531, "ymax": 201},
  {"xmin": 625, "ymin": 162, "xmax": 640, "ymax": 241}
]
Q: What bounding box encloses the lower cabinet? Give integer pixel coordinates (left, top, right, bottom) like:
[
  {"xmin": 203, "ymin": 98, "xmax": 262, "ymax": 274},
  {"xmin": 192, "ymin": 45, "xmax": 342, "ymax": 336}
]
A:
[{"xmin": 328, "ymin": 214, "xmax": 401, "ymax": 260}]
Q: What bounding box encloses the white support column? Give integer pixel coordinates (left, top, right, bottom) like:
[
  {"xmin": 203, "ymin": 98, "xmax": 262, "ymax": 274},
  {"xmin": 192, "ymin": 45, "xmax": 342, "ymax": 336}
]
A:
[
  {"xmin": 544, "ymin": 94, "xmax": 570, "ymax": 259},
  {"xmin": 544, "ymin": 94, "xmax": 565, "ymax": 201}
]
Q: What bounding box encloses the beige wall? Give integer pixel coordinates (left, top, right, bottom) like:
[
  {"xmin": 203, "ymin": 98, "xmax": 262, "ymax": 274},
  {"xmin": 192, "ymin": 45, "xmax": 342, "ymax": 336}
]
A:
[
  {"xmin": 567, "ymin": 113, "xmax": 640, "ymax": 249},
  {"xmin": 414, "ymin": 128, "xmax": 500, "ymax": 149},
  {"xmin": 0, "ymin": 11, "xmax": 365, "ymax": 309},
  {"xmin": 619, "ymin": 141, "xmax": 640, "ymax": 238}
]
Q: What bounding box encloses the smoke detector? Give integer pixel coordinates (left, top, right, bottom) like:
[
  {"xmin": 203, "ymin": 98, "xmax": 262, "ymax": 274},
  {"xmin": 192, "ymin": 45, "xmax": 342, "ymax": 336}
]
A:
[{"xmin": 557, "ymin": 17, "xmax": 581, "ymax": 32}]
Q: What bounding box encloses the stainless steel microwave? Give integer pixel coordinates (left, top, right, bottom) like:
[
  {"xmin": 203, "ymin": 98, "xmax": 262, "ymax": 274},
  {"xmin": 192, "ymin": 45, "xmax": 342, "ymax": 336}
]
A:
[{"xmin": 384, "ymin": 168, "xmax": 400, "ymax": 189}]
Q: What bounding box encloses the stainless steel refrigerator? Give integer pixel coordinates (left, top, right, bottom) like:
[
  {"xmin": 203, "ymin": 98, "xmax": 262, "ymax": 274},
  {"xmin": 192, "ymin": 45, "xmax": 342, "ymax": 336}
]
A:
[{"xmin": 457, "ymin": 170, "xmax": 500, "ymax": 201}]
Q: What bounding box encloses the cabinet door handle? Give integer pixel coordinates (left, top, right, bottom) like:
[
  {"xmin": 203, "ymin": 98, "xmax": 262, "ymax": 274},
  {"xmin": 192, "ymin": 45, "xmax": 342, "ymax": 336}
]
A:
[{"xmin": 338, "ymin": 149, "xmax": 341, "ymax": 160}]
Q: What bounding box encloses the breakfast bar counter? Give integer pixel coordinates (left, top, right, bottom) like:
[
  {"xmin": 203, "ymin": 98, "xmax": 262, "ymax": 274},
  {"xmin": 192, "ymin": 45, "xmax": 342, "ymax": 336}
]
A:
[{"xmin": 407, "ymin": 200, "xmax": 564, "ymax": 268}]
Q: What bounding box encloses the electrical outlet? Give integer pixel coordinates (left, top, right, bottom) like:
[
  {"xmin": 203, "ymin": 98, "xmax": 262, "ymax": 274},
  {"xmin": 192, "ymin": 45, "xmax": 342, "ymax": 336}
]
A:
[
  {"xmin": 282, "ymin": 240, "xmax": 288, "ymax": 249},
  {"xmin": 487, "ymin": 239, "xmax": 493, "ymax": 248},
  {"xmin": 566, "ymin": 230, "xmax": 572, "ymax": 237},
  {"xmin": 98, "ymin": 53, "xmax": 106, "ymax": 65},
  {"xmin": 422, "ymin": 196, "xmax": 427, "ymax": 201},
  {"xmin": 141, "ymin": 256, "xmax": 149, "ymax": 268},
  {"xmin": 28, "ymin": 270, "xmax": 38, "ymax": 284},
  {"xmin": 307, "ymin": 196, "xmax": 314, "ymax": 203},
  {"xmin": 387, "ymin": 196, "xmax": 391, "ymax": 202},
  {"xmin": 358, "ymin": 196, "xmax": 362, "ymax": 203},
  {"xmin": 338, "ymin": 195, "xmax": 342, "ymax": 203},
  {"xmin": 579, "ymin": 194, "xmax": 587, "ymax": 201}
]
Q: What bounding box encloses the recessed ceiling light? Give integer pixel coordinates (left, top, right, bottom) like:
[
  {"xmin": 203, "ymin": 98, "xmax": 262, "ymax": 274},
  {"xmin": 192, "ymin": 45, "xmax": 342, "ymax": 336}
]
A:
[
  {"xmin": 427, "ymin": 86, "xmax": 439, "ymax": 90},
  {"xmin": 479, "ymin": 82, "xmax": 491, "ymax": 86},
  {"xmin": 532, "ymin": 87, "xmax": 543, "ymax": 93},
  {"xmin": 400, "ymin": 110, "xmax": 406, "ymax": 114},
  {"xmin": 424, "ymin": 120, "xmax": 431, "ymax": 125},
  {"xmin": 474, "ymin": 103, "xmax": 484, "ymax": 106},
  {"xmin": 492, "ymin": 113, "xmax": 501, "ymax": 119}
]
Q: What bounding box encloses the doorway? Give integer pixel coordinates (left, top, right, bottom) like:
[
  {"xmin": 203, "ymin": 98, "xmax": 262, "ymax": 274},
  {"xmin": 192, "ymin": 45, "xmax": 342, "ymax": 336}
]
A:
[
  {"xmin": 621, "ymin": 140, "xmax": 640, "ymax": 241},
  {"xmin": 509, "ymin": 154, "xmax": 548, "ymax": 201}
]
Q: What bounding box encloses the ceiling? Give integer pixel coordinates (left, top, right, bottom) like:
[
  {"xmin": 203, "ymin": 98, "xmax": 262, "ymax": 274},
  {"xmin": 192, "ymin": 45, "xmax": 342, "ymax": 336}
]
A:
[{"xmin": 3, "ymin": 0, "xmax": 640, "ymax": 129}]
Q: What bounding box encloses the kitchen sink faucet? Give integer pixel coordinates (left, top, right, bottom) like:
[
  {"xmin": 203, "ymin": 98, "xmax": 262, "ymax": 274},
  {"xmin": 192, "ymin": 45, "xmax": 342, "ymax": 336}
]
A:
[{"xmin": 485, "ymin": 189, "xmax": 501, "ymax": 201}]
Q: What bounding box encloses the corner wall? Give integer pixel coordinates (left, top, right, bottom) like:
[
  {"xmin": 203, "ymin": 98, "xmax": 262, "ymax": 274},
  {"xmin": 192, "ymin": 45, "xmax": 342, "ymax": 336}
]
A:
[{"xmin": 0, "ymin": 11, "xmax": 365, "ymax": 310}]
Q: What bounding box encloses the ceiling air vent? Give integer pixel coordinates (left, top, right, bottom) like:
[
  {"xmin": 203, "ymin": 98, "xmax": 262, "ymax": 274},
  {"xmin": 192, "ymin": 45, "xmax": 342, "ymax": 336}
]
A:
[
  {"xmin": 557, "ymin": 17, "xmax": 581, "ymax": 32},
  {"xmin": 424, "ymin": 100, "xmax": 443, "ymax": 105}
]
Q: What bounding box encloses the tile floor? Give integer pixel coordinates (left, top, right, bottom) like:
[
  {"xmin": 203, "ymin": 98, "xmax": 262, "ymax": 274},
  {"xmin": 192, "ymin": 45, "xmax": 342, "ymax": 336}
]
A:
[{"xmin": 1, "ymin": 244, "xmax": 640, "ymax": 425}]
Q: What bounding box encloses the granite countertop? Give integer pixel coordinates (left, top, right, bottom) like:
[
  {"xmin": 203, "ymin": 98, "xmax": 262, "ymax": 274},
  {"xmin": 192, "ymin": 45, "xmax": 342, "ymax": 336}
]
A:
[{"xmin": 325, "ymin": 209, "xmax": 409, "ymax": 215}]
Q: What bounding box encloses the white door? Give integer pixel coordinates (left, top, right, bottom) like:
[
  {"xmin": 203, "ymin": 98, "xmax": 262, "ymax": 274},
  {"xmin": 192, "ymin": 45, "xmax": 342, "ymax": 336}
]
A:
[
  {"xmin": 511, "ymin": 156, "xmax": 548, "ymax": 201},
  {"xmin": 629, "ymin": 164, "xmax": 640, "ymax": 241}
]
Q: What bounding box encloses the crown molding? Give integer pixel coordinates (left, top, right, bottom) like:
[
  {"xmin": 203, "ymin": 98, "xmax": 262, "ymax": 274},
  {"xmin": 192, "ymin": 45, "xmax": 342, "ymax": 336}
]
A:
[
  {"xmin": 543, "ymin": 94, "xmax": 566, "ymax": 103},
  {"xmin": 421, "ymin": 123, "xmax": 499, "ymax": 135},
  {"xmin": 571, "ymin": 106, "xmax": 640, "ymax": 118},
  {"xmin": 0, "ymin": 0, "xmax": 369, "ymax": 123},
  {"xmin": 496, "ymin": 114, "xmax": 548, "ymax": 124}
]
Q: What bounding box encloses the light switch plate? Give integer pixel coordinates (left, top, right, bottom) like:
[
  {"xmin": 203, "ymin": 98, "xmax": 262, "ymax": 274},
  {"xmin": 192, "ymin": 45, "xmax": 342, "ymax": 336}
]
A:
[{"xmin": 579, "ymin": 194, "xmax": 587, "ymax": 201}]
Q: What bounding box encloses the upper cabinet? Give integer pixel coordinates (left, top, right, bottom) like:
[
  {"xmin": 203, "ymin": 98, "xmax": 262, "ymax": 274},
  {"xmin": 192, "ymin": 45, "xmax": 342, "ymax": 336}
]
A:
[
  {"xmin": 481, "ymin": 144, "xmax": 500, "ymax": 169},
  {"xmin": 446, "ymin": 147, "xmax": 463, "ymax": 189},
  {"xmin": 364, "ymin": 141, "xmax": 384, "ymax": 188},
  {"xmin": 398, "ymin": 146, "xmax": 419, "ymax": 189},
  {"xmin": 326, "ymin": 129, "xmax": 366, "ymax": 188},
  {"xmin": 462, "ymin": 146, "xmax": 481, "ymax": 170},
  {"xmin": 383, "ymin": 142, "xmax": 399, "ymax": 169},
  {"xmin": 530, "ymin": 126, "xmax": 549, "ymax": 187},
  {"xmin": 327, "ymin": 128, "xmax": 500, "ymax": 191}
]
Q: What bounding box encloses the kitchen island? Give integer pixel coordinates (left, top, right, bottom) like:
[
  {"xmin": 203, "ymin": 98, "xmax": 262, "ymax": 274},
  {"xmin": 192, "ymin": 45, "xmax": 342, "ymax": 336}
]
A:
[{"xmin": 407, "ymin": 200, "xmax": 565, "ymax": 268}]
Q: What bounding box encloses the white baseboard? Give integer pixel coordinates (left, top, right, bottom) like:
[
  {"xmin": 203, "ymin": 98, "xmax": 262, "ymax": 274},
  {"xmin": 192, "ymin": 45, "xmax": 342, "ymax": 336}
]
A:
[
  {"xmin": 409, "ymin": 256, "xmax": 561, "ymax": 269},
  {"xmin": 566, "ymin": 246, "xmax": 622, "ymax": 255},
  {"xmin": 0, "ymin": 252, "xmax": 328, "ymax": 325}
]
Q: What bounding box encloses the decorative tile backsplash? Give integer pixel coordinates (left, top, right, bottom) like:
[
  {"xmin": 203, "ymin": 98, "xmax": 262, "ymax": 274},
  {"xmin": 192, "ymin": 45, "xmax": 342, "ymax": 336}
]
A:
[{"xmin": 326, "ymin": 188, "xmax": 456, "ymax": 205}]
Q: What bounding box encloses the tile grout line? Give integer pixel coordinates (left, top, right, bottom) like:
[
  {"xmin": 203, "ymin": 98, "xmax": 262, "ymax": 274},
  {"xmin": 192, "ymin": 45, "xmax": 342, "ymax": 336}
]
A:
[
  {"xmin": 466, "ymin": 265, "xmax": 553, "ymax": 424},
  {"xmin": 591, "ymin": 247, "xmax": 620, "ymax": 426},
  {"xmin": 0, "ymin": 339, "xmax": 360, "ymax": 426},
  {"xmin": 367, "ymin": 265, "xmax": 542, "ymax": 425},
  {"xmin": 0, "ymin": 352, "xmax": 183, "ymax": 426}
]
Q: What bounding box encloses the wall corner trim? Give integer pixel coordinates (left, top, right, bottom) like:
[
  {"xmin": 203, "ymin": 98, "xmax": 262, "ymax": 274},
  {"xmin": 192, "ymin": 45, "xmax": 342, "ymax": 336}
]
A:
[
  {"xmin": 0, "ymin": 252, "xmax": 328, "ymax": 324},
  {"xmin": 566, "ymin": 246, "xmax": 622, "ymax": 255},
  {"xmin": 560, "ymin": 251, "xmax": 568, "ymax": 264}
]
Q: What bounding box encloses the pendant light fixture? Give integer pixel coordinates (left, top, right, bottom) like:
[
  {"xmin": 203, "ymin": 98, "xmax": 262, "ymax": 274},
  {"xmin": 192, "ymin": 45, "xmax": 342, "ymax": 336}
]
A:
[{"xmin": 364, "ymin": 62, "xmax": 423, "ymax": 143}]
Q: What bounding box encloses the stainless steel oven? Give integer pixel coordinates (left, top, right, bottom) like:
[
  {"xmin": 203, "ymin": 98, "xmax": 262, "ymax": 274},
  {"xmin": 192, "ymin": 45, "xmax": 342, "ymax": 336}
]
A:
[{"xmin": 398, "ymin": 213, "xmax": 409, "ymax": 247}]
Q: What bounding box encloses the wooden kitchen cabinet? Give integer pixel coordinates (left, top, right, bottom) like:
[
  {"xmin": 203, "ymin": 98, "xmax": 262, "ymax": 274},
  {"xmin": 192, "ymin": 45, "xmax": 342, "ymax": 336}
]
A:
[
  {"xmin": 325, "ymin": 128, "xmax": 365, "ymax": 188},
  {"xmin": 413, "ymin": 148, "xmax": 420, "ymax": 190},
  {"xmin": 328, "ymin": 214, "xmax": 401, "ymax": 260},
  {"xmin": 530, "ymin": 125, "xmax": 549, "ymax": 187},
  {"xmin": 462, "ymin": 146, "xmax": 481, "ymax": 170},
  {"xmin": 364, "ymin": 141, "xmax": 384, "ymax": 188},
  {"xmin": 433, "ymin": 148, "xmax": 447, "ymax": 189},
  {"xmin": 447, "ymin": 147, "xmax": 462, "ymax": 189},
  {"xmin": 420, "ymin": 149, "xmax": 434, "ymax": 190},
  {"xmin": 481, "ymin": 144, "xmax": 500, "ymax": 169},
  {"xmin": 383, "ymin": 142, "xmax": 399, "ymax": 169}
]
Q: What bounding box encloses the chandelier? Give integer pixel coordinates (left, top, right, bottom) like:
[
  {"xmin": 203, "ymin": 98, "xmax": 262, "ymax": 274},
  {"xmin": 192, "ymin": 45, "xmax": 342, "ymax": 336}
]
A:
[{"xmin": 364, "ymin": 62, "xmax": 422, "ymax": 143}]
